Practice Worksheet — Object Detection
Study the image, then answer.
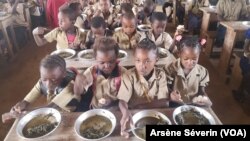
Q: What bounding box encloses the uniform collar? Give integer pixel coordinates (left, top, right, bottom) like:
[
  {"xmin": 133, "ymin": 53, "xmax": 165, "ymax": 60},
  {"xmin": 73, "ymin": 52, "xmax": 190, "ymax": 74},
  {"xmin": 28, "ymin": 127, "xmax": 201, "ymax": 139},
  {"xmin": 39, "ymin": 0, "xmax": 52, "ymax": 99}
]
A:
[
  {"xmin": 95, "ymin": 64, "xmax": 120, "ymax": 79},
  {"xmin": 176, "ymin": 59, "xmax": 200, "ymax": 79},
  {"xmin": 136, "ymin": 68, "xmax": 157, "ymax": 84}
]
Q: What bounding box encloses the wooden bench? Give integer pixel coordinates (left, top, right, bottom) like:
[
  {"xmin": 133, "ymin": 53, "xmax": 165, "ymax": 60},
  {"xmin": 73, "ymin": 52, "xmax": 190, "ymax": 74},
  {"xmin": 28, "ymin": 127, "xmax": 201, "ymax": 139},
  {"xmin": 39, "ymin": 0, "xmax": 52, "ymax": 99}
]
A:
[
  {"xmin": 202, "ymin": 31, "xmax": 217, "ymax": 56},
  {"xmin": 230, "ymin": 52, "xmax": 244, "ymax": 90}
]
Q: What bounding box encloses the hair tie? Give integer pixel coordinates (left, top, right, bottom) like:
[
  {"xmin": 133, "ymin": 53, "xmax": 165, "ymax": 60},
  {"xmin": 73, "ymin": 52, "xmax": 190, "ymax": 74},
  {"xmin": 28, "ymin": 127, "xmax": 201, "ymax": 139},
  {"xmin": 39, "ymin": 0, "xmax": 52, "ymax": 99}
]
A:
[{"xmin": 200, "ymin": 38, "xmax": 207, "ymax": 46}]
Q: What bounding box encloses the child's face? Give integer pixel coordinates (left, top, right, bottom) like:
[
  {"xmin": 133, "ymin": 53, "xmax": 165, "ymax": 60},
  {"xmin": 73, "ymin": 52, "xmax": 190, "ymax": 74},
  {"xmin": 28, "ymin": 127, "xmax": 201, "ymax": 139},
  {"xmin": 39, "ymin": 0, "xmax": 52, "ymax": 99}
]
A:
[
  {"xmin": 91, "ymin": 27, "xmax": 105, "ymax": 38},
  {"xmin": 58, "ymin": 12, "xmax": 74, "ymax": 31},
  {"xmin": 143, "ymin": 5, "xmax": 154, "ymax": 15},
  {"xmin": 151, "ymin": 20, "xmax": 166, "ymax": 36},
  {"xmin": 40, "ymin": 67, "xmax": 65, "ymax": 91},
  {"xmin": 99, "ymin": 0, "xmax": 110, "ymax": 13},
  {"xmin": 95, "ymin": 50, "xmax": 117, "ymax": 75},
  {"xmin": 122, "ymin": 18, "xmax": 136, "ymax": 36},
  {"xmin": 134, "ymin": 48, "xmax": 157, "ymax": 77},
  {"xmin": 179, "ymin": 47, "xmax": 200, "ymax": 70},
  {"xmin": 76, "ymin": 5, "xmax": 83, "ymax": 16}
]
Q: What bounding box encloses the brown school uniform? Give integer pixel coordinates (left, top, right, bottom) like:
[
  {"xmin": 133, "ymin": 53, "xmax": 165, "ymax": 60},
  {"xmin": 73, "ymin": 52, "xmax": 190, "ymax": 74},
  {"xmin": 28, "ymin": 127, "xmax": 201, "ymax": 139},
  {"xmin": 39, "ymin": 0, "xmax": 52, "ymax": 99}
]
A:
[
  {"xmin": 44, "ymin": 26, "xmax": 86, "ymax": 50},
  {"xmin": 164, "ymin": 59, "xmax": 209, "ymax": 103},
  {"xmin": 117, "ymin": 67, "xmax": 169, "ymax": 108},
  {"xmin": 85, "ymin": 29, "xmax": 113, "ymax": 49},
  {"xmin": 5, "ymin": 3, "xmax": 28, "ymax": 26},
  {"xmin": 186, "ymin": 0, "xmax": 207, "ymax": 14},
  {"xmin": 24, "ymin": 70, "xmax": 79, "ymax": 112},
  {"xmin": 81, "ymin": 65, "xmax": 127, "ymax": 108},
  {"xmin": 216, "ymin": 0, "xmax": 248, "ymax": 21},
  {"xmin": 113, "ymin": 29, "xmax": 141, "ymax": 49},
  {"xmin": 140, "ymin": 30, "xmax": 173, "ymax": 50}
]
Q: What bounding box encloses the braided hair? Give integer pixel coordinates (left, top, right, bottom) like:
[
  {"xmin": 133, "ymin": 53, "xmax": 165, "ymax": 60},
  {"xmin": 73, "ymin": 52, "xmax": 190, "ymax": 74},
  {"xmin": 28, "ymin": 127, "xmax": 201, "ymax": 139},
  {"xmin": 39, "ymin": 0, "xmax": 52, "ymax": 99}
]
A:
[
  {"xmin": 40, "ymin": 55, "xmax": 66, "ymax": 72},
  {"xmin": 93, "ymin": 37, "xmax": 119, "ymax": 57},
  {"xmin": 177, "ymin": 36, "xmax": 202, "ymax": 52},
  {"xmin": 135, "ymin": 38, "xmax": 158, "ymax": 57}
]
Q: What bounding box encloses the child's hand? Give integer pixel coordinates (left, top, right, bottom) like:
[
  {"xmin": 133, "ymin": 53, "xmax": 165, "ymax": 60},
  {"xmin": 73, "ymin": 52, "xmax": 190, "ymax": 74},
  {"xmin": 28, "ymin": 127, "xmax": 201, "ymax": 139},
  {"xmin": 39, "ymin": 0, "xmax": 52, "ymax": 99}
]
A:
[
  {"xmin": 170, "ymin": 90, "xmax": 183, "ymax": 103},
  {"xmin": 98, "ymin": 98, "xmax": 111, "ymax": 106},
  {"xmin": 68, "ymin": 42, "xmax": 80, "ymax": 50},
  {"xmin": 33, "ymin": 27, "xmax": 48, "ymax": 35},
  {"xmin": 74, "ymin": 74, "xmax": 93, "ymax": 96},
  {"xmin": 12, "ymin": 101, "xmax": 27, "ymax": 114},
  {"xmin": 120, "ymin": 110, "xmax": 133, "ymax": 139},
  {"xmin": 192, "ymin": 95, "xmax": 212, "ymax": 107}
]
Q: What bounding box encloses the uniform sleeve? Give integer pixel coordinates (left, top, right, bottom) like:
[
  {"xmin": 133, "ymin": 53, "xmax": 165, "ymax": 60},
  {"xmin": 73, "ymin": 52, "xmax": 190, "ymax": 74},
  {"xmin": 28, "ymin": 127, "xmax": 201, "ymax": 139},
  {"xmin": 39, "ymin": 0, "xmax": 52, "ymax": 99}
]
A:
[
  {"xmin": 199, "ymin": 67, "xmax": 210, "ymax": 87},
  {"xmin": 24, "ymin": 81, "xmax": 42, "ymax": 103},
  {"xmin": 157, "ymin": 70, "xmax": 169, "ymax": 99},
  {"xmin": 164, "ymin": 33, "xmax": 173, "ymax": 50},
  {"xmin": 82, "ymin": 67, "xmax": 94, "ymax": 91},
  {"xmin": 75, "ymin": 16, "xmax": 84, "ymax": 28},
  {"xmin": 216, "ymin": 0, "xmax": 224, "ymax": 17},
  {"xmin": 112, "ymin": 32, "xmax": 119, "ymax": 43},
  {"xmin": 117, "ymin": 72, "xmax": 133, "ymax": 103},
  {"xmin": 44, "ymin": 28, "xmax": 59, "ymax": 43},
  {"xmin": 51, "ymin": 82, "xmax": 77, "ymax": 112}
]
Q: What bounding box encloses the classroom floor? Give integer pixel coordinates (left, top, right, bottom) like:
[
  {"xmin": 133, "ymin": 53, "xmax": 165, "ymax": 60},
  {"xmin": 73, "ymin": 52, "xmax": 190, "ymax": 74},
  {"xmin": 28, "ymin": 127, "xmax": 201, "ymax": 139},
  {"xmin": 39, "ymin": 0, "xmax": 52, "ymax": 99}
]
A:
[{"xmin": 0, "ymin": 29, "xmax": 250, "ymax": 141}]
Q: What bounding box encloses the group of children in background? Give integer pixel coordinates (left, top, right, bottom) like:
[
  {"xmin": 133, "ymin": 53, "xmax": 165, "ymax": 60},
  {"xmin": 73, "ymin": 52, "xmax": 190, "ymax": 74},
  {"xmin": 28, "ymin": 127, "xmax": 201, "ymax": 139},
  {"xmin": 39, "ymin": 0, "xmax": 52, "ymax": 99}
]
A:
[{"xmin": 2, "ymin": 0, "xmax": 250, "ymax": 139}]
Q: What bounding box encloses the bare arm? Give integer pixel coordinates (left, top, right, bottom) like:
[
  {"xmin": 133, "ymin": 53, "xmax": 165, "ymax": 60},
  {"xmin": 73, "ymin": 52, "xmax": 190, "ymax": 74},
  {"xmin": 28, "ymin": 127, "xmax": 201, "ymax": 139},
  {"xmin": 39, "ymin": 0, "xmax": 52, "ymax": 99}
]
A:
[{"xmin": 32, "ymin": 27, "xmax": 48, "ymax": 46}]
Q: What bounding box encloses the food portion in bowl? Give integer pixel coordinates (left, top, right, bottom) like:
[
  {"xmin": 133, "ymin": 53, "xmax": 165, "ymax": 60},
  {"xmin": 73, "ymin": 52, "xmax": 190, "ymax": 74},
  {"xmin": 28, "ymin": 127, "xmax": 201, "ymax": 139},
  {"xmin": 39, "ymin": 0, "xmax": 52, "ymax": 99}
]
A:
[
  {"xmin": 137, "ymin": 25, "xmax": 152, "ymax": 32},
  {"xmin": 80, "ymin": 115, "xmax": 112, "ymax": 139},
  {"xmin": 78, "ymin": 49, "xmax": 95, "ymax": 60},
  {"xmin": 158, "ymin": 48, "xmax": 168, "ymax": 58},
  {"xmin": 118, "ymin": 50, "xmax": 127, "ymax": 60},
  {"xmin": 50, "ymin": 49, "xmax": 76, "ymax": 60},
  {"xmin": 22, "ymin": 114, "xmax": 58, "ymax": 138},
  {"xmin": 173, "ymin": 105, "xmax": 215, "ymax": 125},
  {"xmin": 80, "ymin": 52, "xmax": 94, "ymax": 59}
]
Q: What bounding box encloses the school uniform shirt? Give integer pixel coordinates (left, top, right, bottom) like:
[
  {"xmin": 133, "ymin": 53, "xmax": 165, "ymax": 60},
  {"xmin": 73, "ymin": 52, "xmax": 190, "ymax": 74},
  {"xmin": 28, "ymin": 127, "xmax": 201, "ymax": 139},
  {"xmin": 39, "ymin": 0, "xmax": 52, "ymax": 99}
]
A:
[
  {"xmin": 164, "ymin": 59, "xmax": 209, "ymax": 103},
  {"xmin": 4, "ymin": 3, "xmax": 27, "ymax": 26},
  {"xmin": 140, "ymin": 30, "xmax": 173, "ymax": 50},
  {"xmin": 24, "ymin": 70, "xmax": 79, "ymax": 112},
  {"xmin": 186, "ymin": 0, "xmax": 207, "ymax": 15},
  {"xmin": 216, "ymin": 0, "xmax": 248, "ymax": 21},
  {"xmin": 85, "ymin": 29, "xmax": 113, "ymax": 49},
  {"xmin": 113, "ymin": 29, "xmax": 142, "ymax": 49},
  {"xmin": 44, "ymin": 26, "xmax": 86, "ymax": 49},
  {"xmin": 117, "ymin": 67, "xmax": 169, "ymax": 108},
  {"xmin": 75, "ymin": 15, "xmax": 85, "ymax": 29},
  {"xmin": 81, "ymin": 65, "xmax": 127, "ymax": 108}
]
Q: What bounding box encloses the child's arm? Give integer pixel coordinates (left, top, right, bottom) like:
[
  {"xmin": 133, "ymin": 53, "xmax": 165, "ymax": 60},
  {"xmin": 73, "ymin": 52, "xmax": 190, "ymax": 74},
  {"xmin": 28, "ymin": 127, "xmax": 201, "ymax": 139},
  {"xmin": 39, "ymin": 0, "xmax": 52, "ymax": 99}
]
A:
[
  {"xmin": 32, "ymin": 27, "xmax": 49, "ymax": 46},
  {"xmin": 73, "ymin": 70, "xmax": 93, "ymax": 96},
  {"xmin": 119, "ymin": 100, "xmax": 132, "ymax": 139},
  {"xmin": 9, "ymin": 0, "xmax": 20, "ymax": 14}
]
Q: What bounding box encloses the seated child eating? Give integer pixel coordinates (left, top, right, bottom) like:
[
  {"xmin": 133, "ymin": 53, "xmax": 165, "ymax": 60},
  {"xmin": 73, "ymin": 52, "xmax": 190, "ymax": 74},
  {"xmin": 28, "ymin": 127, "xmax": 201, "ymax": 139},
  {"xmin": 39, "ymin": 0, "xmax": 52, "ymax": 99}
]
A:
[
  {"xmin": 2, "ymin": 55, "xmax": 79, "ymax": 123},
  {"xmin": 117, "ymin": 38, "xmax": 171, "ymax": 138},
  {"xmin": 85, "ymin": 16, "xmax": 112, "ymax": 49},
  {"xmin": 74, "ymin": 37, "xmax": 127, "ymax": 111},
  {"xmin": 141, "ymin": 12, "xmax": 176, "ymax": 52},
  {"xmin": 33, "ymin": 6, "xmax": 86, "ymax": 50},
  {"xmin": 113, "ymin": 12, "xmax": 141, "ymax": 49},
  {"xmin": 164, "ymin": 36, "xmax": 212, "ymax": 107}
]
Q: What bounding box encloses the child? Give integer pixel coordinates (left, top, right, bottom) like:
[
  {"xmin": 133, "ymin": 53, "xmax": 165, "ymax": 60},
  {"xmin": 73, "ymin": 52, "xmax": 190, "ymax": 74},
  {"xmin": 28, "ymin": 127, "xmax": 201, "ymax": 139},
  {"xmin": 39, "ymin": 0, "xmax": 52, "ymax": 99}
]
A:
[
  {"xmin": 2, "ymin": 55, "xmax": 79, "ymax": 123},
  {"xmin": 113, "ymin": 12, "xmax": 141, "ymax": 49},
  {"xmin": 74, "ymin": 37, "xmax": 127, "ymax": 111},
  {"xmin": 29, "ymin": 0, "xmax": 46, "ymax": 28},
  {"xmin": 164, "ymin": 36, "xmax": 212, "ymax": 107},
  {"xmin": 137, "ymin": 0, "xmax": 155, "ymax": 25},
  {"xmin": 69, "ymin": 2, "xmax": 84, "ymax": 29},
  {"xmin": 33, "ymin": 6, "xmax": 86, "ymax": 50},
  {"xmin": 141, "ymin": 12, "xmax": 176, "ymax": 52},
  {"xmin": 85, "ymin": 16, "xmax": 112, "ymax": 49},
  {"xmin": 117, "ymin": 38, "xmax": 170, "ymax": 138}
]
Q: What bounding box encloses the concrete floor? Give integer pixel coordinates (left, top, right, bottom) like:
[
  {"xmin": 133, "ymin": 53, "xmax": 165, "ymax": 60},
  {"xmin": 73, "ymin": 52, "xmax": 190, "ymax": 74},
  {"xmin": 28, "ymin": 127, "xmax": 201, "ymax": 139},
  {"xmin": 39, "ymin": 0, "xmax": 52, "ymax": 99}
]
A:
[{"xmin": 1, "ymin": 38, "xmax": 250, "ymax": 140}]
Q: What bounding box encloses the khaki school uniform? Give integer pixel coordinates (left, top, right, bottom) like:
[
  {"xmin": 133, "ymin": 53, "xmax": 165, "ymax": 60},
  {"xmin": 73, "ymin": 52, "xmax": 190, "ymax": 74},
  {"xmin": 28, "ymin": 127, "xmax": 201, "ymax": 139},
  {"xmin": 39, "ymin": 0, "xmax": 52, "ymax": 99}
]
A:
[
  {"xmin": 113, "ymin": 29, "xmax": 141, "ymax": 49},
  {"xmin": 140, "ymin": 30, "xmax": 173, "ymax": 50},
  {"xmin": 44, "ymin": 26, "xmax": 86, "ymax": 50},
  {"xmin": 117, "ymin": 67, "xmax": 169, "ymax": 108},
  {"xmin": 75, "ymin": 15, "xmax": 86, "ymax": 29},
  {"xmin": 5, "ymin": 3, "xmax": 28, "ymax": 26},
  {"xmin": 24, "ymin": 70, "xmax": 78, "ymax": 112},
  {"xmin": 164, "ymin": 59, "xmax": 209, "ymax": 103},
  {"xmin": 216, "ymin": 0, "xmax": 248, "ymax": 21},
  {"xmin": 81, "ymin": 65, "xmax": 127, "ymax": 108}
]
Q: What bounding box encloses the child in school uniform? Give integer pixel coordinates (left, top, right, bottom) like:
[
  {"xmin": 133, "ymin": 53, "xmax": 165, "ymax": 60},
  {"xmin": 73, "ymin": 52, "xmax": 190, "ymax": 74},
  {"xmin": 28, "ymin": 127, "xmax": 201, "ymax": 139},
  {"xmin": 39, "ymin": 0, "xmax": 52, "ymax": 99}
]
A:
[
  {"xmin": 117, "ymin": 38, "xmax": 171, "ymax": 138},
  {"xmin": 137, "ymin": 0, "xmax": 155, "ymax": 25},
  {"xmin": 69, "ymin": 2, "xmax": 84, "ymax": 29},
  {"xmin": 33, "ymin": 6, "xmax": 86, "ymax": 50},
  {"xmin": 140, "ymin": 12, "xmax": 176, "ymax": 53},
  {"xmin": 113, "ymin": 12, "xmax": 141, "ymax": 49},
  {"xmin": 164, "ymin": 36, "xmax": 212, "ymax": 107},
  {"xmin": 2, "ymin": 55, "xmax": 79, "ymax": 123},
  {"xmin": 85, "ymin": 16, "xmax": 112, "ymax": 49},
  {"xmin": 74, "ymin": 37, "xmax": 127, "ymax": 111}
]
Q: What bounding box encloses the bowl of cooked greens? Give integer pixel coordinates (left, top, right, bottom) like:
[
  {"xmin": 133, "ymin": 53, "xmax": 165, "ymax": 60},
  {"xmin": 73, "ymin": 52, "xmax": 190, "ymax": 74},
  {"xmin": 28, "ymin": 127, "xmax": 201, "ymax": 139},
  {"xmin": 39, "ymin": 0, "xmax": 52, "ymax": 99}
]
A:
[
  {"xmin": 173, "ymin": 105, "xmax": 216, "ymax": 125},
  {"xmin": 16, "ymin": 108, "xmax": 61, "ymax": 139},
  {"xmin": 131, "ymin": 110, "xmax": 171, "ymax": 141},
  {"xmin": 74, "ymin": 109, "xmax": 116, "ymax": 140},
  {"xmin": 51, "ymin": 49, "xmax": 76, "ymax": 60},
  {"xmin": 158, "ymin": 47, "xmax": 168, "ymax": 59},
  {"xmin": 118, "ymin": 50, "xmax": 128, "ymax": 61},
  {"xmin": 78, "ymin": 49, "xmax": 95, "ymax": 61}
]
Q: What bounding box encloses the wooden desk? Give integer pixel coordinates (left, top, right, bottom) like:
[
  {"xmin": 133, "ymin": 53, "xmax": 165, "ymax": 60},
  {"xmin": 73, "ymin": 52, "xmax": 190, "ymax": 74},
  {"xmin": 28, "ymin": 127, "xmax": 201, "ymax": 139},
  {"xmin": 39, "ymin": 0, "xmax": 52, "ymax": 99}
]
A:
[
  {"xmin": 4, "ymin": 108, "xmax": 222, "ymax": 141},
  {"xmin": 65, "ymin": 50, "xmax": 176, "ymax": 69},
  {"xmin": 218, "ymin": 21, "xmax": 250, "ymax": 79},
  {"xmin": 199, "ymin": 7, "xmax": 217, "ymax": 34},
  {"xmin": 0, "ymin": 14, "xmax": 15, "ymax": 58}
]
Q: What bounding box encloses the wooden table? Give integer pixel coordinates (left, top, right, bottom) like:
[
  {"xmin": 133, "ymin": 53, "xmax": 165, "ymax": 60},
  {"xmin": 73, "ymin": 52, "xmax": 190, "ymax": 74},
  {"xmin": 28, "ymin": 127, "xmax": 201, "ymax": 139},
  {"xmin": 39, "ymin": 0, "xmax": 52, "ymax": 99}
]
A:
[
  {"xmin": 65, "ymin": 50, "xmax": 176, "ymax": 69},
  {"xmin": 218, "ymin": 21, "xmax": 250, "ymax": 80},
  {"xmin": 4, "ymin": 108, "xmax": 222, "ymax": 141},
  {"xmin": 0, "ymin": 14, "xmax": 15, "ymax": 57}
]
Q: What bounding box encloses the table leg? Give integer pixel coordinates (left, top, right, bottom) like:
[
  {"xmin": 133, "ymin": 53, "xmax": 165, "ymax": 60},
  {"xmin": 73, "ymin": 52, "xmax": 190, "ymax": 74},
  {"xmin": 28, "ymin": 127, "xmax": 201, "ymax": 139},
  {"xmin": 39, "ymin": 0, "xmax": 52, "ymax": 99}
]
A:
[{"xmin": 218, "ymin": 28, "xmax": 237, "ymax": 80}]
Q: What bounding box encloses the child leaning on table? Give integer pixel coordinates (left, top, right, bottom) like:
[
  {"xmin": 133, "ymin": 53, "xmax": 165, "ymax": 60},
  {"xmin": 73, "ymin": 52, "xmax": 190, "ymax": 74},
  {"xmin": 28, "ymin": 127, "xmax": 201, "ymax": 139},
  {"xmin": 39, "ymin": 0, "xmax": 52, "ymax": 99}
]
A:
[
  {"xmin": 73, "ymin": 37, "xmax": 127, "ymax": 111},
  {"xmin": 2, "ymin": 55, "xmax": 80, "ymax": 123},
  {"xmin": 117, "ymin": 38, "xmax": 173, "ymax": 138},
  {"xmin": 164, "ymin": 36, "xmax": 212, "ymax": 107},
  {"xmin": 32, "ymin": 6, "xmax": 86, "ymax": 50}
]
